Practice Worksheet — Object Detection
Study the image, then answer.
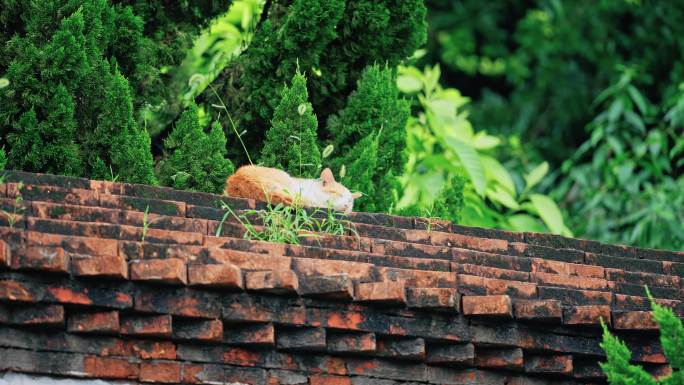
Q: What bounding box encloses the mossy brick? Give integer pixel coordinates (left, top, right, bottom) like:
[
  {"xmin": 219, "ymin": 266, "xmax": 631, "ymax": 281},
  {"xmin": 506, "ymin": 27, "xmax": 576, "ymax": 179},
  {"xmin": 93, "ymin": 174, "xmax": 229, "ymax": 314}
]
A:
[
  {"xmin": 426, "ymin": 343, "xmax": 474, "ymax": 365},
  {"xmin": 12, "ymin": 246, "xmax": 68, "ymax": 273},
  {"xmin": 452, "ymin": 224, "xmax": 524, "ymax": 243},
  {"xmin": 204, "ymin": 237, "xmax": 287, "ymax": 256},
  {"xmin": 67, "ymin": 311, "xmax": 120, "ymax": 334},
  {"xmin": 613, "ymin": 293, "xmax": 681, "ymax": 311},
  {"xmin": 376, "ymin": 337, "xmax": 425, "ymax": 360},
  {"xmin": 508, "ymin": 242, "xmax": 585, "ymax": 264},
  {"xmin": 353, "ymin": 223, "xmax": 430, "ymax": 244},
  {"xmin": 121, "ymin": 314, "xmax": 172, "ymax": 337},
  {"xmin": 222, "ymin": 292, "xmax": 305, "ymax": 324},
  {"xmin": 538, "ymin": 287, "xmax": 611, "ymax": 306},
  {"xmin": 299, "ymin": 274, "xmax": 354, "ymax": 299},
  {"xmin": 607, "ymin": 269, "xmax": 680, "ymax": 288},
  {"xmin": 458, "ymin": 275, "xmax": 537, "ymax": 299},
  {"xmin": 474, "ymin": 347, "xmax": 523, "ymax": 370},
  {"xmin": 100, "ymin": 194, "xmax": 185, "ymax": 216},
  {"xmin": 135, "ymin": 287, "xmax": 221, "ymax": 319},
  {"xmin": 614, "ymin": 282, "xmax": 679, "ymax": 299},
  {"xmin": 524, "ymin": 355, "xmax": 573, "ymax": 375},
  {"xmin": 15, "ymin": 184, "xmax": 98, "ymax": 206},
  {"xmin": 612, "ymin": 311, "xmax": 658, "ymax": 330},
  {"xmin": 3, "ymin": 171, "xmax": 91, "ymax": 190},
  {"xmin": 635, "ymin": 247, "xmax": 684, "ymax": 262},
  {"xmin": 299, "ymin": 234, "xmax": 361, "ymax": 252},
  {"xmin": 27, "ymin": 218, "xmax": 120, "ymax": 239},
  {"xmin": 585, "ymin": 252, "xmax": 663, "ymax": 274},
  {"xmin": 140, "ymin": 360, "xmax": 181, "ymax": 384},
  {"xmin": 452, "ymin": 248, "xmax": 532, "ymax": 272},
  {"xmin": 327, "ymin": 332, "xmax": 376, "ymax": 353},
  {"xmin": 624, "ymin": 338, "xmax": 667, "ymax": 364},
  {"xmin": 276, "ymin": 327, "xmax": 327, "ymax": 352},
  {"xmin": 172, "ymin": 319, "xmax": 223, "ymax": 342},
  {"xmin": 223, "ymin": 323, "xmax": 275, "ymax": 346},
  {"xmin": 345, "ymin": 212, "xmax": 395, "ymax": 228},
  {"xmin": 27, "ymin": 232, "xmax": 118, "ymax": 256},
  {"xmin": 31, "ymin": 202, "xmax": 120, "ymax": 223}
]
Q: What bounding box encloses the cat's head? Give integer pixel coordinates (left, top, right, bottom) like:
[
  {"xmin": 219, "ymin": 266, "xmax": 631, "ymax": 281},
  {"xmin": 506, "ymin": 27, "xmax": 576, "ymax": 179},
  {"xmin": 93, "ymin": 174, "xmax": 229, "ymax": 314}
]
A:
[{"xmin": 319, "ymin": 168, "xmax": 362, "ymax": 213}]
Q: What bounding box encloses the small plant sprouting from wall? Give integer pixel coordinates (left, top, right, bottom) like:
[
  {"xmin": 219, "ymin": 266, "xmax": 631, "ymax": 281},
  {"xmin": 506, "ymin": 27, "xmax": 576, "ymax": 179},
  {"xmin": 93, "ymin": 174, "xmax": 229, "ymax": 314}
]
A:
[
  {"xmin": 215, "ymin": 198, "xmax": 357, "ymax": 245},
  {"xmin": 1, "ymin": 182, "xmax": 25, "ymax": 229}
]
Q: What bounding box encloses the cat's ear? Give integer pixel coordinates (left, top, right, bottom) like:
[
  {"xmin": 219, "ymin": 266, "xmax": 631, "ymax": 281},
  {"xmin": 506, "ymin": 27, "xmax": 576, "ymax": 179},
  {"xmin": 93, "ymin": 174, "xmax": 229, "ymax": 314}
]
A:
[
  {"xmin": 352, "ymin": 192, "xmax": 362, "ymax": 199},
  {"xmin": 320, "ymin": 168, "xmax": 335, "ymax": 185}
]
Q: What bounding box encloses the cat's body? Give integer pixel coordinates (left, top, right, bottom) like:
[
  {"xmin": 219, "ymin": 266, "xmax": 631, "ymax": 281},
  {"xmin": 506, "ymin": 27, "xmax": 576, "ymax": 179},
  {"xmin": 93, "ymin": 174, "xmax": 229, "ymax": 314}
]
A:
[{"xmin": 225, "ymin": 165, "xmax": 361, "ymax": 213}]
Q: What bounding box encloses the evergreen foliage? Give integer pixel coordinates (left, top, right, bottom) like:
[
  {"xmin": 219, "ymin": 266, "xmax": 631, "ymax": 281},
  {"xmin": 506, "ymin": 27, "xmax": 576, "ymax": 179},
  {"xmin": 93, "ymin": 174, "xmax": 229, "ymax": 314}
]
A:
[
  {"xmin": 260, "ymin": 71, "xmax": 321, "ymax": 178},
  {"xmin": 0, "ymin": 147, "xmax": 6, "ymax": 170},
  {"xmin": 600, "ymin": 290, "xmax": 684, "ymax": 384},
  {"xmin": 328, "ymin": 65, "xmax": 410, "ymax": 212},
  {"xmin": 159, "ymin": 103, "xmax": 235, "ymax": 193}
]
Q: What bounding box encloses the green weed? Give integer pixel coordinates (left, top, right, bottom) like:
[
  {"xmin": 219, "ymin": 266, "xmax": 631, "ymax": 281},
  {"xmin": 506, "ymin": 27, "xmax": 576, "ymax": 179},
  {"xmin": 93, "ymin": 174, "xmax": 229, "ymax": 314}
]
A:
[
  {"xmin": 2, "ymin": 182, "xmax": 25, "ymax": 228},
  {"xmin": 141, "ymin": 205, "xmax": 159, "ymax": 243}
]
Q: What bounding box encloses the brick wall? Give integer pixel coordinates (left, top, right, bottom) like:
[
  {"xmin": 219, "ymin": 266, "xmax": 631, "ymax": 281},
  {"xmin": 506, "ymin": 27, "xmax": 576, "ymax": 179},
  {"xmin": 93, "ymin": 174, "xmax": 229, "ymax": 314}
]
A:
[{"xmin": 0, "ymin": 170, "xmax": 681, "ymax": 384}]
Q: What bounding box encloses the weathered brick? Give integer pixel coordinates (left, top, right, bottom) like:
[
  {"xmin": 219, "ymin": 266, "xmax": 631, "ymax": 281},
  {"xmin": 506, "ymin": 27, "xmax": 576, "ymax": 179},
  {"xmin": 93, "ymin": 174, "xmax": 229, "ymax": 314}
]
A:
[
  {"xmin": 0, "ymin": 239, "xmax": 10, "ymax": 267},
  {"xmin": 663, "ymin": 261, "xmax": 684, "ymax": 277},
  {"xmin": 72, "ymin": 254, "xmax": 128, "ymax": 279},
  {"xmin": 372, "ymin": 239, "xmax": 452, "ymax": 260},
  {"xmin": 46, "ymin": 283, "xmax": 132, "ymax": 309},
  {"xmin": 452, "ymin": 248, "xmax": 532, "ymax": 272},
  {"xmin": 121, "ymin": 314, "xmax": 172, "ymax": 337},
  {"xmin": 12, "ymin": 246, "xmax": 68, "ymax": 273},
  {"xmin": 130, "ymin": 258, "xmax": 187, "ymax": 285},
  {"xmin": 573, "ymin": 359, "xmax": 605, "ymax": 380},
  {"xmin": 205, "ymin": 247, "xmax": 292, "ymax": 272},
  {"xmin": 224, "ymin": 323, "xmax": 275, "ymax": 346},
  {"xmin": 120, "ymin": 226, "xmax": 203, "ymax": 245},
  {"xmin": 509, "ymin": 242, "xmax": 585, "ymax": 263},
  {"xmin": 327, "ymin": 332, "xmax": 376, "ymax": 353},
  {"xmin": 355, "ymin": 281, "xmax": 406, "ymax": 304},
  {"xmin": 299, "ymin": 274, "xmax": 354, "ymax": 299},
  {"xmin": 563, "ymin": 305, "xmax": 611, "ymax": 326},
  {"xmin": 27, "ymin": 232, "xmax": 118, "ymax": 256},
  {"xmin": 276, "ymin": 327, "xmax": 326, "ymax": 352},
  {"xmin": 406, "ymin": 287, "xmax": 460, "ymax": 312},
  {"xmin": 222, "ymin": 293, "xmax": 304, "ymax": 324},
  {"xmin": 612, "ymin": 311, "xmax": 658, "ymax": 330},
  {"xmin": 173, "ymin": 319, "xmax": 223, "ymax": 342},
  {"xmin": 310, "ymin": 375, "xmax": 352, "ymax": 385},
  {"xmin": 18, "ymin": 184, "xmax": 99, "ymax": 206},
  {"xmin": 68, "ymin": 311, "xmax": 120, "ymax": 334},
  {"xmin": 613, "ymin": 294, "xmax": 681, "ymax": 312},
  {"xmin": 474, "ymin": 347, "xmax": 523, "ymax": 370},
  {"xmin": 0, "ymin": 347, "xmax": 85, "ymax": 376},
  {"xmin": 10, "ymin": 304, "xmax": 64, "ymax": 327},
  {"xmin": 245, "ymin": 270, "xmax": 299, "ymax": 294},
  {"xmin": 0, "ymin": 279, "xmax": 44, "ymax": 302},
  {"xmin": 456, "ymin": 263, "xmax": 530, "ymax": 282},
  {"xmin": 514, "ymin": 300, "xmax": 562, "ymax": 323},
  {"xmin": 458, "ymin": 274, "xmax": 537, "ymax": 299},
  {"xmin": 140, "ymin": 360, "xmax": 181, "ymax": 384},
  {"xmin": 379, "ymin": 267, "xmax": 457, "ymax": 288},
  {"xmin": 28, "ymin": 217, "xmax": 120, "ymax": 239},
  {"xmin": 347, "ymin": 358, "xmax": 426, "ymax": 382},
  {"xmin": 426, "ymin": 343, "xmax": 474, "ymax": 365},
  {"xmin": 430, "ymin": 232, "xmax": 508, "ymax": 254},
  {"xmin": 267, "ymin": 369, "xmax": 309, "ymax": 385},
  {"xmin": 83, "ymin": 356, "xmax": 140, "ymax": 380},
  {"xmin": 129, "ymin": 341, "xmax": 177, "ymax": 360},
  {"xmin": 538, "ymin": 287, "xmax": 612, "ymax": 306},
  {"xmin": 188, "ymin": 263, "xmax": 243, "ymax": 289},
  {"xmin": 531, "ymin": 272, "xmax": 608, "ymax": 291},
  {"xmin": 182, "ymin": 363, "xmax": 267, "ymax": 384},
  {"xmin": 32, "ymin": 201, "xmax": 120, "ymax": 223},
  {"xmin": 376, "ymin": 337, "xmax": 426, "ymax": 360},
  {"xmin": 531, "ymin": 258, "xmax": 605, "ymax": 278},
  {"xmin": 100, "ymin": 194, "xmax": 185, "ymax": 216},
  {"xmin": 462, "ymin": 295, "xmax": 512, "ymax": 318},
  {"xmin": 585, "ymin": 252, "xmax": 663, "ymax": 274},
  {"xmin": 0, "ymin": 304, "xmax": 8, "ymax": 323},
  {"xmin": 524, "ymin": 355, "xmax": 573, "ymax": 375}
]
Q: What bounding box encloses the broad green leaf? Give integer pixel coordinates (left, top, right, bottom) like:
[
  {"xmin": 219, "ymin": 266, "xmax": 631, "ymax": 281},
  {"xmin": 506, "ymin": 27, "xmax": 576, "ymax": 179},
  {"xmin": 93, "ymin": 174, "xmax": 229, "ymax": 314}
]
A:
[
  {"xmin": 397, "ymin": 75, "xmax": 423, "ymax": 94},
  {"xmin": 508, "ymin": 214, "xmax": 546, "ymax": 233},
  {"xmin": 529, "ymin": 194, "xmax": 565, "ymax": 234},
  {"xmin": 481, "ymin": 155, "xmax": 516, "ymax": 195},
  {"xmin": 473, "ymin": 132, "xmax": 501, "ymax": 150},
  {"xmin": 486, "ymin": 185, "xmax": 520, "ymax": 210},
  {"xmin": 524, "ymin": 162, "xmax": 549, "ymax": 191},
  {"xmin": 442, "ymin": 137, "xmax": 486, "ymax": 195},
  {"xmin": 627, "ymin": 85, "xmax": 649, "ymax": 116},
  {"xmin": 0, "ymin": 78, "xmax": 9, "ymax": 89}
]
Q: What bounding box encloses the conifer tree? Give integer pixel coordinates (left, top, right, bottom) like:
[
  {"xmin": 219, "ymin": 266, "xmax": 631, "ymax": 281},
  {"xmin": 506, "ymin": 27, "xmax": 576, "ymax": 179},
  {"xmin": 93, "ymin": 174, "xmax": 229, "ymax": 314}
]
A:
[
  {"xmin": 260, "ymin": 71, "xmax": 321, "ymax": 178},
  {"xmin": 328, "ymin": 65, "xmax": 410, "ymax": 212},
  {"xmin": 0, "ymin": 147, "xmax": 6, "ymax": 170},
  {"xmin": 159, "ymin": 103, "xmax": 235, "ymax": 193}
]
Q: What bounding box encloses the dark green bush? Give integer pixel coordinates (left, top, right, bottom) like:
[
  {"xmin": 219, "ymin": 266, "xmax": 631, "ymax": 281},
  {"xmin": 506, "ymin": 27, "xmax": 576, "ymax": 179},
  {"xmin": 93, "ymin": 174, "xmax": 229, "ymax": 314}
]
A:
[
  {"xmin": 328, "ymin": 65, "xmax": 410, "ymax": 212},
  {"xmin": 260, "ymin": 71, "xmax": 321, "ymax": 178},
  {"xmin": 600, "ymin": 290, "xmax": 683, "ymax": 384},
  {"xmin": 159, "ymin": 103, "xmax": 234, "ymax": 193},
  {"xmin": 0, "ymin": 147, "xmax": 6, "ymax": 170}
]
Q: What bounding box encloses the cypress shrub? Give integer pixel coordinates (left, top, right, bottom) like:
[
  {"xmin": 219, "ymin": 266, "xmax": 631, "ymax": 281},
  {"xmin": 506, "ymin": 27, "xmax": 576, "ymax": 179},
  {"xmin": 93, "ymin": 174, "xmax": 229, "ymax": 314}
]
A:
[
  {"xmin": 159, "ymin": 103, "xmax": 234, "ymax": 193},
  {"xmin": 260, "ymin": 71, "xmax": 321, "ymax": 178}
]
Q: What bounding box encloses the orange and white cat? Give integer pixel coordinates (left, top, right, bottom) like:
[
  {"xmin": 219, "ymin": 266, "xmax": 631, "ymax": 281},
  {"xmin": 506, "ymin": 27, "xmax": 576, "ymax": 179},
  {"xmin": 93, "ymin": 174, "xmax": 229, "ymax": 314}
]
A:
[{"xmin": 225, "ymin": 165, "xmax": 361, "ymax": 213}]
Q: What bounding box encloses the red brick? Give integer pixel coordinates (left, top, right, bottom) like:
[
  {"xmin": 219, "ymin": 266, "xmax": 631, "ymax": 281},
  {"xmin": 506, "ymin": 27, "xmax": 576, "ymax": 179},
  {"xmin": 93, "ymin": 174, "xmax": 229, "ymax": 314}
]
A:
[
  {"xmin": 135, "ymin": 287, "xmax": 220, "ymax": 319},
  {"xmin": 430, "ymin": 232, "xmax": 508, "ymax": 253},
  {"xmin": 0, "ymin": 240, "xmax": 10, "ymax": 267},
  {"xmin": 309, "ymin": 375, "xmax": 352, "ymax": 385},
  {"xmin": 379, "ymin": 267, "xmax": 457, "ymax": 288},
  {"xmin": 11, "ymin": 304, "xmax": 64, "ymax": 326},
  {"xmin": 327, "ymin": 332, "xmax": 376, "ymax": 353},
  {"xmin": 121, "ymin": 314, "xmax": 172, "ymax": 337},
  {"xmin": 458, "ymin": 274, "xmax": 537, "ymax": 299},
  {"xmin": 68, "ymin": 311, "xmax": 120, "ymax": 334},
  {"xmin": 456, "ymin": 263, "xmax": 530, "ymax": 282},
  {"xmin": 355, "ymin": 281, "xmax": 406, "ymax": 304},
  {"xmin": 475, "ymin": 347, "xmax": 523, "ymax": 370},
  {"xmin": 83, "ymin": 356, "xmax": 139, "ymax": 380},
  {"xmin": 130, "ymin": 258, "xmax": 187, "ymax": 285},
  {"xmin": 173, "ymin": 319, "xmax": 223, "ymax": 342},
  {"xmin": 140, "ymin": 361, "xmax": 181, "ymax": 384},
  {"xmin": 406, "ymin": 287, "xmax": 460, "ymax": 311},
  {"xmin": 513, "ymin": 299, "xmax": 562, "ymax": 322},
  {"xmin": 525, "ymin": 355, "xmax": 573, "ymax": 375},
  {"xmin": 121, "ymin": 226, "xmax": 202, "ymax": 245},
  {"xmin": 613, "ymin": 311, "xmax": 658, "ymax": 330},
  {"xmin": 129, "ymin": 341, "xmax": 177, "ymax": 360},
  {"xmin": 563, "ymin": 305, "xmax": 611, "ymax": 326},
  {"xmin": 27, "ymin": 232, "xmax": 118, "ymax": 256},
  {"xmin": 72, "ymin": 254, "xmax": 128, "ymax": 279},
  {"xmin": 245, "ymin": 270, "xmax": 298, "ymax": 294},
  {"xmin": 462, "ymin": 295, "xmax": 512, "ymax": 318},
  {"xmin": 99, "ymin": 194, "xmax": 185, "ymax": 216},
  {"xmin": 205, "ymin": 248, "xmax": 292, "ymax": 272},
  {"xmin": 17, "ymin": 184, "xmax": 99, "ymax": 205},
  {"xmin": 224, "ymin": 323, "xmax": 275, "ymax": 346},
  {"xmin": 0, "ymin": 280, "xmax": 41, "ymax": 302},
  {"xmin": 299, "ymin": 274, "xmax": 354, "ymax": 299},
  {"xmin": 531, "ymin": 258, "xmax": 605, "ymax": 278},
  {"xmin": 12, "ymin": 246, "xmax": 68, "ymax": 273},
  {"xmin": 188, "ymin": 263, "xmax": 243, "ymax": 289},
  {"xmin": 90, "ymin": 180, "xmax": 123, "ymax": 195},
  {"xmin": 32, "ymin": 201, "xmax": 120, "ymax": 223},
  {"xmin": 531, "ymin": 272, "xmax": 608, "ymax": 291}
]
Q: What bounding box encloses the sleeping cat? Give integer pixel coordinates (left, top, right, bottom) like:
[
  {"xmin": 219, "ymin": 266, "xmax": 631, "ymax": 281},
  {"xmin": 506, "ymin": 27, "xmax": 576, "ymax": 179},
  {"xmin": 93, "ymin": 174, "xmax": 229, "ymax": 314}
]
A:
[{"xmin": 224, "ymin": 165, "xmax": 361, "ymax": 213}]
